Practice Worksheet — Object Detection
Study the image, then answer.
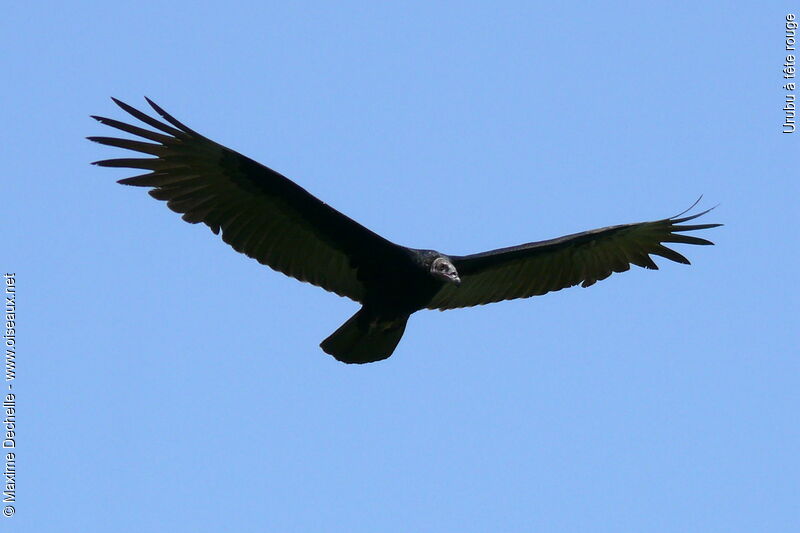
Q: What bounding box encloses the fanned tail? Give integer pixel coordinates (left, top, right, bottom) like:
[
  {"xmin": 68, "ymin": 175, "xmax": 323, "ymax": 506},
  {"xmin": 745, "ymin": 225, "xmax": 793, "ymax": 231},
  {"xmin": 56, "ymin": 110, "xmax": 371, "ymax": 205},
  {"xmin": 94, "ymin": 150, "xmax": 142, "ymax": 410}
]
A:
[{"xmin": 320, "ymin": 308, "xmax": 409, "ymax": 364}]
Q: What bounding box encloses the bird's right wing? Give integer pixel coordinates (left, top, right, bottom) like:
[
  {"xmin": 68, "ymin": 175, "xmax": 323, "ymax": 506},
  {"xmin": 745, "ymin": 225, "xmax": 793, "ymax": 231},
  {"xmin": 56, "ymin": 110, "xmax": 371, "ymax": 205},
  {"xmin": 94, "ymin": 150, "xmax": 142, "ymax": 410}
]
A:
[
  {"xmin": 90, "ymin": 98, "xmax": 405, "ymax": 303},
  {"xmin": 427, "ymin": 204, "xmax": 721, "ymax": 310}
]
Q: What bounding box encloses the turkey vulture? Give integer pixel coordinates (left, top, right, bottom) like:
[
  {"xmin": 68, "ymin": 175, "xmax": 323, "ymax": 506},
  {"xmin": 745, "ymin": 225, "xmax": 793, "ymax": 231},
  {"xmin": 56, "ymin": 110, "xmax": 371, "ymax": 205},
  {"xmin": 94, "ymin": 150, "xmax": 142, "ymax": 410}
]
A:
[{"xmin": 89, "ymin": 98, "xmax": 721, "ymax": 364}]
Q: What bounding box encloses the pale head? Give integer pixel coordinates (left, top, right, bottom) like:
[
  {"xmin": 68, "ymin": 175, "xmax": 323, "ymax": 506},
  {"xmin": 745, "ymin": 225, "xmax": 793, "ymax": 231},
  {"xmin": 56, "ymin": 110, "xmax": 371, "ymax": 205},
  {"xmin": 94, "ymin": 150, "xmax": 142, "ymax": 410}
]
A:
[{"xmin": 430, "ymin": 257, "xmax": 461, "ymax": 286}]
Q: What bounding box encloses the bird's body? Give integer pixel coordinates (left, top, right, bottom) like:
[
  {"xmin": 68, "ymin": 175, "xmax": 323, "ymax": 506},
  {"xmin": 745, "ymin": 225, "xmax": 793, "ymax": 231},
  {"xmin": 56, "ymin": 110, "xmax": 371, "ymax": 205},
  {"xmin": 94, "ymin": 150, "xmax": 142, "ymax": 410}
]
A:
[
  {"xmin": 320, "ymin": 249, "xmax": 449, "ymax": 363},
  {"xmin": 90, "ymin": 98, "xmax": 721, "ymax": 363}
]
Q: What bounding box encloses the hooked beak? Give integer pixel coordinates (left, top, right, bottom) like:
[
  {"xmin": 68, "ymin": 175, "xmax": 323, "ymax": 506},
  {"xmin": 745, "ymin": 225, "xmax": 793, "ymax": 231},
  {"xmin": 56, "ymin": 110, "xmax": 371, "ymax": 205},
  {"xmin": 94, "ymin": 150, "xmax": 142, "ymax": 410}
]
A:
[{"xmin": 453, "ymin": 275, "xmax": 461, "ymax": 287}]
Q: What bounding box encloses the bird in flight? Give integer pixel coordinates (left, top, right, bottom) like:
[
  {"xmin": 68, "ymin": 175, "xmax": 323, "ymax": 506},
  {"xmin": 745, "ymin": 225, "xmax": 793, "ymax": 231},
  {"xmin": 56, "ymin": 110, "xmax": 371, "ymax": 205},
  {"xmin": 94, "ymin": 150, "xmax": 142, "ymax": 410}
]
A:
[{"xmin": 90, "ymin": 98, "xmax": 721, "ymax": 364}]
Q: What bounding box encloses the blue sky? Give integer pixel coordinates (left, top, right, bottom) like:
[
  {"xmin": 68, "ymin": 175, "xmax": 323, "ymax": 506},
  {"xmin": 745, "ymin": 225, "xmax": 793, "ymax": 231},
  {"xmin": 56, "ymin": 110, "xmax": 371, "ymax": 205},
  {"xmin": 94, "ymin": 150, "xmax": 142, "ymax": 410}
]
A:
[{"xmin": 4, "ymin": 2, "xmax": 798, "ymax": 531}]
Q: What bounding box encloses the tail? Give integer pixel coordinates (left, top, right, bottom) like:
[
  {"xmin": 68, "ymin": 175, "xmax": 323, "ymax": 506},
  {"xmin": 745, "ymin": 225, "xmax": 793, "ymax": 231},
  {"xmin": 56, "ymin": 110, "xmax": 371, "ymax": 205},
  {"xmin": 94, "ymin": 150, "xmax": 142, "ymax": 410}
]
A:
[{"xmin": 320, "ymin": 308, "xmax": 409, "ymax": 364}]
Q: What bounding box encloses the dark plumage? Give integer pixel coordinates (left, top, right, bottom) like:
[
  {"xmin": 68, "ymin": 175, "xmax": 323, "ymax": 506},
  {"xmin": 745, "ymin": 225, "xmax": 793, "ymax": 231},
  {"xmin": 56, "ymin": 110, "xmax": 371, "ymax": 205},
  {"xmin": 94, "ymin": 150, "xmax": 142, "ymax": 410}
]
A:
[{"xmin": 90, "ymin": 98, "xmax": 722, "ymax": 364}]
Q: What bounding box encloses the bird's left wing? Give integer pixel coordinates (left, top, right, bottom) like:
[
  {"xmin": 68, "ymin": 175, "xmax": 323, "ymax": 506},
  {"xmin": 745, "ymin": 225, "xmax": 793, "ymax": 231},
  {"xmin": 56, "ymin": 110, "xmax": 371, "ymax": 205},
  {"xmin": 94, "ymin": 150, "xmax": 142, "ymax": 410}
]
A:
[
  {"xmin": 90, "ymin": 98, "xmax": 405, "ymax": 303},
  {"xmin": 427, "ymin": 205, "xmax": 721, "ymax": 310}
]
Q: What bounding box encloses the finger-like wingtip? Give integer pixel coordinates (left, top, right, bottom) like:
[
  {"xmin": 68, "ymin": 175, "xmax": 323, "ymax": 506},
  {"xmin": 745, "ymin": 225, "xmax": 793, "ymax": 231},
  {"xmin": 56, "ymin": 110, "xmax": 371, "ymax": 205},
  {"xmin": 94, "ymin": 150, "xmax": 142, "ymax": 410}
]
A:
[
  {"xmin": 669, "ymin": 197, "xmax": 723, "ymax": 228},
  {"xmin": 103, "ymin": 97, "xmax": 184, "ymax": 137},
  {"xmin": 671, "ymin": 195, "xmax": 704, "ymax": 219},
  {"xmin": 110, "ymin": 97, "xmax": 138, "ymax": 115},
  {"xmin": 111, "ymin": 97, "xmax": 140, "ymax": 116},
  {"xmin": 144, "ymin": 96, "xmax": 196, "ymax": 133}
]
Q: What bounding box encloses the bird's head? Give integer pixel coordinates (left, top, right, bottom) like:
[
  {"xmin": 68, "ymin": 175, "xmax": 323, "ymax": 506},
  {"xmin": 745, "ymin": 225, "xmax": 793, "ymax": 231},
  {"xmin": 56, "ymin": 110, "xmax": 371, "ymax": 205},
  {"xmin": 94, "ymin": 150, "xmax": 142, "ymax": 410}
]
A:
[{"xmin": 430, "ymin": 256, "xmax": 461, "ymax": 286}]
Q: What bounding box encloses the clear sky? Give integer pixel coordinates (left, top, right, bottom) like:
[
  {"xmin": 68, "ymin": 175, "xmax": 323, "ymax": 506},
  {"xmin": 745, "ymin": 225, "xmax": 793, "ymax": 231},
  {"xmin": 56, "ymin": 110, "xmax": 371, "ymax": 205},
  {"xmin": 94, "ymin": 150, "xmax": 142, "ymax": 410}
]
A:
[{"xmin": 4, "ymin": 2, "xmax": 798, "ymax": 532}]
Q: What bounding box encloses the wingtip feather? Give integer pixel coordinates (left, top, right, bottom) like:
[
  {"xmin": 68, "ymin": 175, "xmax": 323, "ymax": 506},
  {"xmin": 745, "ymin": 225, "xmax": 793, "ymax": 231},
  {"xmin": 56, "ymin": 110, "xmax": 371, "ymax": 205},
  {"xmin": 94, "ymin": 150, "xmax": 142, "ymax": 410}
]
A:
[
  {"xmin": 671, "ymin": 195, "xmax": 704, "ymax": 219},
  {"xmin": 144, "ymin": 96, "xmax": 196, "ymax": 133}
]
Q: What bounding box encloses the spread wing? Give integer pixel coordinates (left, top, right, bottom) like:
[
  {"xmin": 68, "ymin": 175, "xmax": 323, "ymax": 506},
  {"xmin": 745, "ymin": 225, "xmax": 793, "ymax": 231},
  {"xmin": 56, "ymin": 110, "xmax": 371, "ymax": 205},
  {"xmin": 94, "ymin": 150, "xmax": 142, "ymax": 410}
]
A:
[
  {"xmin": 427, "ymin": 203, "xmax": 721, "ymax": 310},
  {"xmin": 89, "ymin": 98, "xmax": 405, "ymax": 303}
]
